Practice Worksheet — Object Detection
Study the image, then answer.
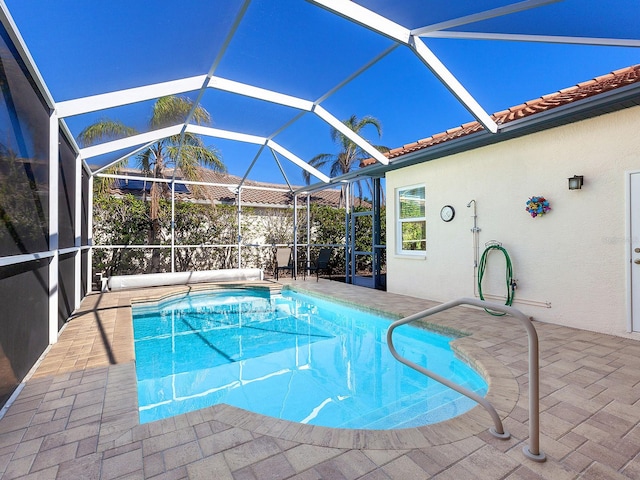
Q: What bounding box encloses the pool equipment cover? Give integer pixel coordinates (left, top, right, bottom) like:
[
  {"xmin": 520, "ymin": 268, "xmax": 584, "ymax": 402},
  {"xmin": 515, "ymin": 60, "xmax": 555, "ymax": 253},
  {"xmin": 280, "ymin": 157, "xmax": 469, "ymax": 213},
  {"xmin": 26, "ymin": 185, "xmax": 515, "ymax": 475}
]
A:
[{"xmin": 107, "ymin": 269, "xmax": 263, "ymax": 291}]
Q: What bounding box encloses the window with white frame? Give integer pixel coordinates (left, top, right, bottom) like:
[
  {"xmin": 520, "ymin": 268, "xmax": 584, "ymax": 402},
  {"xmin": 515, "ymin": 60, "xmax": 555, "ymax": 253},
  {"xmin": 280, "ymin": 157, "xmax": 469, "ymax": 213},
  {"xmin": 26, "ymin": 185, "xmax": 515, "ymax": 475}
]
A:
[{"xmin": 397, "ymin": 185, "xmax": 426, "ymax": 254}]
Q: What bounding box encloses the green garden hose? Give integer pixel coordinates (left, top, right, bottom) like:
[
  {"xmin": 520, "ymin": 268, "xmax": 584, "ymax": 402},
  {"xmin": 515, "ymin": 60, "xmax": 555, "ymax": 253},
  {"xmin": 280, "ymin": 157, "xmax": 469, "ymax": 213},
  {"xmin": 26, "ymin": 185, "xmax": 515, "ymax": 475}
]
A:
[{"xmin": 477, "ymin": 244, "xmax": 515, "ymax": 316}]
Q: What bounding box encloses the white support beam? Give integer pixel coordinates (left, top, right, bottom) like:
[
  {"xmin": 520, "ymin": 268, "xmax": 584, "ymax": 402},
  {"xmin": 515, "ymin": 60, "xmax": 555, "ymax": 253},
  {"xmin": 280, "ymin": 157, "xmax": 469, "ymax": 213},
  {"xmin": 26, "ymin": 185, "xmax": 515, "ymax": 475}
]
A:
[
  {"xmin": 0, "ymin": 251, "xmax": 54, "ymax": 267},
  {"xmin": 79, "ymin": 125, "xmax": 183, "ymax": 159},
  {"xmin": 87, "ymin": 175, "xmax": 94, "ymax": 293},
  {"xmin": 239, "ymin": 145, "xmax": 266, "ymax": 188},
  {"xmin": 59, "ymin": 119, "xmax": 81, "ymax": 155},
  {"xmin": 313, "ymin": 105, "xmax": 388, "ymax": 165},
  {"xmin": 409, "ymin": 37, "xmax": 498, "ymax": 133},
  {"xmin": 74, "ymin": 152, "xmax": 82, "ymax": 309},
  {"xmin": 186, "ymin": 125, "xmax": 267, "ymax": 145},
  {"xmin": 56, "ymin": 76, "xmax": 207, "ymax": 118},
  {"xmin": 269, "ymin": 148, "xmax": 293, "ymax": 191},
  {"xmin": 418, "ymin": 31, "xmax": 640, "ymax": 48},
  {"xmin": 92, "ymin": 141, "xmax": 158, "ymax": 175},
  {"xmin": 308, "ymin": 0, "xmax": 410, "ymax": 44},
  {"xmin": 267, "ymin": 140, "xmax": 331, "ymax": 183},
  {"xmin": 308, "ymin": 0, "xmax": 498, "ymax": 134},
  {"xmin": 208, "ymin": 76, "xmax": 315, "ymax": 111},
  {"xmin": 411, "ymin": 0, "xmax": 561, "ymax": 36},
  {"xmin": 48, "ymin": 112, "xmax": 59, "ymax": 344}
]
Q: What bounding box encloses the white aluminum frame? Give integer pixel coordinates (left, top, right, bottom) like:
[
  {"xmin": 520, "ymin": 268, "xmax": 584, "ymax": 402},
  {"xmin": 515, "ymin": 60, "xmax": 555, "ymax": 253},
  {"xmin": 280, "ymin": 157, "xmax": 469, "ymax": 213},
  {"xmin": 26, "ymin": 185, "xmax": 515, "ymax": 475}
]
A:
[
  {"xmin": 308, "ymin": 0, "xmax": 499, "ymax": 133},
  {"xmin": 2, "ymin": 0, "xmax": 639, "ymax": 350},
  {"xmin": 48, "ymin": 112, "xmax": 59, "ymax": 344}
]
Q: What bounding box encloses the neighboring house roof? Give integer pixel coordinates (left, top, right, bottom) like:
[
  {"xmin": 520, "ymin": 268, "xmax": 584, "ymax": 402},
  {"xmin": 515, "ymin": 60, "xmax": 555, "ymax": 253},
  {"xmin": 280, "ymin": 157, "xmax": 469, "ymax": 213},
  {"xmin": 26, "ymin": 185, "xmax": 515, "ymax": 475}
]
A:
[
  {"xmin": 109, "ymin": 168, "xmax": 368, "ymax": 208},
  {"xmin": 361, "ymin": 64, "xmax": 640, "ymax": 166}
]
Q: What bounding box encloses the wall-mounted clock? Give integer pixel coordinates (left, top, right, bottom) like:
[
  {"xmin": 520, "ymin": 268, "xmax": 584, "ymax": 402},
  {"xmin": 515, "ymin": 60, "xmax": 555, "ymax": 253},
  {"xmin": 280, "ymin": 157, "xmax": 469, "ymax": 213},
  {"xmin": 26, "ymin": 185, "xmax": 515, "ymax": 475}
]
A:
[{"xmin": 440, "ymin": 205, "xmax": 455, "ymax": 222}]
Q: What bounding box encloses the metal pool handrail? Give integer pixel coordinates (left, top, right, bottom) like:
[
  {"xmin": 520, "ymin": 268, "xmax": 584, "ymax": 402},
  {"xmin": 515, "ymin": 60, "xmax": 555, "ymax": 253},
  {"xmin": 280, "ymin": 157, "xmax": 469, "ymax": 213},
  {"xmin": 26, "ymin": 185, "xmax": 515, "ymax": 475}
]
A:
[{"xmin": 386, "ymin": 297, "xmax": 546, "ymax": 462}]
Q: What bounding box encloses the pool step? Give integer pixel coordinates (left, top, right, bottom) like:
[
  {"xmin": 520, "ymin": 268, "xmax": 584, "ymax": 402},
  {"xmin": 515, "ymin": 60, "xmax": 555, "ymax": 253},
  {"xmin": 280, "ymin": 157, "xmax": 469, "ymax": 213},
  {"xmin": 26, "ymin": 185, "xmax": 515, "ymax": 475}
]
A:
[{"xmin": 336, "ymin": 380, "xmax": 485, "ymax": 430}]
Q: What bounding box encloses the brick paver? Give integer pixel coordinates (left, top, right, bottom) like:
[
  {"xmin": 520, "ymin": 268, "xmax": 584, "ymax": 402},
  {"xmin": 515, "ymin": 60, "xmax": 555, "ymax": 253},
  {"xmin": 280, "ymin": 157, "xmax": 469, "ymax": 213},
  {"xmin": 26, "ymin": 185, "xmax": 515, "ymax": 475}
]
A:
[{"xmin": 0, "ymin": 279, "xmax": 639, "ymax": 478}]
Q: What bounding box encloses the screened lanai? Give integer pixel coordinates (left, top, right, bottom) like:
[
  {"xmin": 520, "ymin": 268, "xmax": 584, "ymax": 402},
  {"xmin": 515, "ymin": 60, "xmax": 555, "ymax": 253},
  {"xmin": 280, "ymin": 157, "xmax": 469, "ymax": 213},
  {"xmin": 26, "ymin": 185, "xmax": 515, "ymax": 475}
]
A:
[{"xmin": 1, "ymin": 0, "xmax": 639, "ymax": 408}]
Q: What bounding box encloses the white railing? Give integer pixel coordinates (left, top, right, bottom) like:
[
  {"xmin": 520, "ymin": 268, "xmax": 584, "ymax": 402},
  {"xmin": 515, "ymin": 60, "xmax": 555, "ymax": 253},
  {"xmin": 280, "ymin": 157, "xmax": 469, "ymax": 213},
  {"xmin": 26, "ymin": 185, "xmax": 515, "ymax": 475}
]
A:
[{"xmin": 387, "ymin": 297, "xmax": 546, "ymax": 462}]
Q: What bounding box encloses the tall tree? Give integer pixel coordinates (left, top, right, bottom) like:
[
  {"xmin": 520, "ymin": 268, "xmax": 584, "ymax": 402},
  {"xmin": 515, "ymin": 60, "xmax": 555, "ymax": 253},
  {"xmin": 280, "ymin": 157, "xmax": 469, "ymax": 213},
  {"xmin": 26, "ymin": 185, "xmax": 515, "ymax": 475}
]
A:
[
  {"xmin": 302, "ymin": 114, "xmax": 387, "ymax": 206},
  {"xmin": 78, "ymin": 95, "xmax": 225, "ymax": 272}
]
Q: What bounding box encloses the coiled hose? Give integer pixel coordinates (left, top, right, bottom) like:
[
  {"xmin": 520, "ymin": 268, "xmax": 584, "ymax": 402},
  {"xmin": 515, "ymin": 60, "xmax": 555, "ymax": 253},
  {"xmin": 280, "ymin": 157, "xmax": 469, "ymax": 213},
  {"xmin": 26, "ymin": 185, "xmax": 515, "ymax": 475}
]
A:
[{"xmin": 478, "ymin": 244, "xmax": 515, "ymax": 316}]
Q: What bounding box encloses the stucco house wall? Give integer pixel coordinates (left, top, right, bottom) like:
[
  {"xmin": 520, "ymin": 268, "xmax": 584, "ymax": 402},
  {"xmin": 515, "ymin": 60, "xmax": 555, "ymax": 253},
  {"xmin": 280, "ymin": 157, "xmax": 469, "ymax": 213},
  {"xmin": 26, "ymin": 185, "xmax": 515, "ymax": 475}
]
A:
[{"xmin": 385, "ymin": 105, "xmax": 640, "ymax": 338}]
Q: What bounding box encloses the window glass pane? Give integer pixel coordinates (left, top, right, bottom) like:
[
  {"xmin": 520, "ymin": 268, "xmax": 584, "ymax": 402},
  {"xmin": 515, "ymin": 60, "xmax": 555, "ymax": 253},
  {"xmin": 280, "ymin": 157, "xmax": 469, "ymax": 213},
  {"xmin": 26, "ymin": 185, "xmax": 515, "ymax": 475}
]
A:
[
  {"xmin": 399, "ymin": 187, "xmax": 425, "ymax": 219},
  {"xmin": 401, "ymin": 221, "xmax": 426, "ymax": 251}
]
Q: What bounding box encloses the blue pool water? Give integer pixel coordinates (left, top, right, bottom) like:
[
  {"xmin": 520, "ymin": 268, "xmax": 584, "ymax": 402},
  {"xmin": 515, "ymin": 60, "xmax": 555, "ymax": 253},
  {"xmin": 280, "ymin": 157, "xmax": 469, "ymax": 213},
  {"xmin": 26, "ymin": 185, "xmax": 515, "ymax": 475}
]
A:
[{"xmin": 132, "ymin": 289, "xmax": 487, "ymax": 428}]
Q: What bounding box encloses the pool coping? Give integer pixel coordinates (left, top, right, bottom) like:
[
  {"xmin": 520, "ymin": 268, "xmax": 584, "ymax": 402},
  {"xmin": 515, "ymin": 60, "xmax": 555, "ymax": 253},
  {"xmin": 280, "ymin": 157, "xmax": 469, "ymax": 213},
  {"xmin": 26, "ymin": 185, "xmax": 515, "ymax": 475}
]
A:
[{"xmin": 125, "ymin": 281, "xmax": 519, "ymax": 450}]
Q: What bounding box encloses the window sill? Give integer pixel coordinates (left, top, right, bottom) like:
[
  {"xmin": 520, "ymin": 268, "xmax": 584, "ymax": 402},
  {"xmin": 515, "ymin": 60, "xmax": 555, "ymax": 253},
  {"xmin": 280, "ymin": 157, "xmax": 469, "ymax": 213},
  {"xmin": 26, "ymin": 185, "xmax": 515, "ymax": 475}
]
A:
[{"xmin": 395, "ymin": 252, "xmax": 426, "ymax": 260}]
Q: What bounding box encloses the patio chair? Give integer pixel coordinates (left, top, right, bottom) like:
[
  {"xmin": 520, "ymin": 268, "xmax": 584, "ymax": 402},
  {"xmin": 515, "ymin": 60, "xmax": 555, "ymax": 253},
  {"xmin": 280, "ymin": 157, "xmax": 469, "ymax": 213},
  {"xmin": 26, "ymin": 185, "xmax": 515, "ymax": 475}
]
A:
[
  {"xmin": 275, "ymin": 247, "xmax": 295, "ymax": 280},
  {"xmin": 308, "ymin": 247, "xmax": 332, "ymax": 281}
]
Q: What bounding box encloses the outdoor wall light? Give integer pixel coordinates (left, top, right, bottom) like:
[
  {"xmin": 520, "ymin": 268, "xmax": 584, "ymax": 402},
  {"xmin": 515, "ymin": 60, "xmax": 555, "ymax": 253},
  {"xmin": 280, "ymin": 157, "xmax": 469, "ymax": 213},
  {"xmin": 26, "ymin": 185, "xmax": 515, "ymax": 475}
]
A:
[{"xmin": 568, "ymin": 175, "xmax": 584, "ymax": 190}]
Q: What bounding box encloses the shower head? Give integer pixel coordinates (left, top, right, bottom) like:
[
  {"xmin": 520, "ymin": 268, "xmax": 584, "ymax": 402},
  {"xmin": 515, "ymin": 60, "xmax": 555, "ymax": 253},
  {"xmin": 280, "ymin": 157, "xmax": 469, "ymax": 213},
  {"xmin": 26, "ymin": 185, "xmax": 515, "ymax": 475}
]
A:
[{"xmin": 466, "ymin": 200, "xmax": 475, "ymax": 208}]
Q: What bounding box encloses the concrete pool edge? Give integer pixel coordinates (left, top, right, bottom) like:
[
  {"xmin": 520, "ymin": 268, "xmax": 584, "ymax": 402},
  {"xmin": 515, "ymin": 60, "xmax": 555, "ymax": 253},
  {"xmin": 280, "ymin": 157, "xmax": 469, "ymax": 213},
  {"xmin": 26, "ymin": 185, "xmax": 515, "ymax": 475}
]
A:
[{"xmin": 122, "ymin": 281, "xmax": 520, "ymax": 450}]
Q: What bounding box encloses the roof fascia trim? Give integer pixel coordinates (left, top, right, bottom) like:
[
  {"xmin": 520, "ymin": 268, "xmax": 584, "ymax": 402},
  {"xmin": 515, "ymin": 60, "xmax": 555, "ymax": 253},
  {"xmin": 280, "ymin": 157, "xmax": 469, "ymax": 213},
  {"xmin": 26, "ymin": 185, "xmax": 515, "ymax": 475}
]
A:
[
  {"xmin": 498, "ymin": 81, "xmax": 640, "ymax": 134},
  {"xmin": 379, "ymin": 83, "xmax": 640, "ymax": 174}
]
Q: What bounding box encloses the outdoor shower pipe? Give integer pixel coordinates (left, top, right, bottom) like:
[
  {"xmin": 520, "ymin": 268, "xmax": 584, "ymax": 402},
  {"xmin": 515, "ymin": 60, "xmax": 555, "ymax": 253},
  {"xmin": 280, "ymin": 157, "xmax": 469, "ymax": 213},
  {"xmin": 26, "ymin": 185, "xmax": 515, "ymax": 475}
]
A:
[
  {"xmin": 386, "ymin": 297, "xmax": 546, "ymax": 462},
  {"xmin": 467, "ymin": 200, "xmax": 480, "ymax": 295}
]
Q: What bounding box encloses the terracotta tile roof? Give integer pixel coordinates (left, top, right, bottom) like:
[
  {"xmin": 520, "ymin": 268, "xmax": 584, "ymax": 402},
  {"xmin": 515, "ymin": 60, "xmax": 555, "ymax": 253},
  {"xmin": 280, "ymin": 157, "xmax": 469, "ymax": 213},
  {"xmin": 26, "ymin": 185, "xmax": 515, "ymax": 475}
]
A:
[
  {"xmin": 109, "ymin": 168, "xmax": 364, "ymax": 208},
  {"xmin": 361, "ymin": 64, "xmax": 640, "ymax": 166}
]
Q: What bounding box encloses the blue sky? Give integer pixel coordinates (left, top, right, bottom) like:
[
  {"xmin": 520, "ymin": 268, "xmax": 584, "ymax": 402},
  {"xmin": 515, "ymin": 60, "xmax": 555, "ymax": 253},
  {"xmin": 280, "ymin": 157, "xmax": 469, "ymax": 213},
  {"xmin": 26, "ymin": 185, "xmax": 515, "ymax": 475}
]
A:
[{"xmin": 5, "ymin": 0, "xmax": 640, "ymax": 185}]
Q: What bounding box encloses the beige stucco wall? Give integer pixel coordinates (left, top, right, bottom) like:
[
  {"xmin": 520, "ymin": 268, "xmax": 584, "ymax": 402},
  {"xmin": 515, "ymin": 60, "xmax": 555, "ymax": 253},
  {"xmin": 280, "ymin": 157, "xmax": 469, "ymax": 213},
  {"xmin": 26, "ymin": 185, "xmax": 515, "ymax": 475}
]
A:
[{"xmin": 386, "ymin": 105, "xmax": 640, "ymax": 338}]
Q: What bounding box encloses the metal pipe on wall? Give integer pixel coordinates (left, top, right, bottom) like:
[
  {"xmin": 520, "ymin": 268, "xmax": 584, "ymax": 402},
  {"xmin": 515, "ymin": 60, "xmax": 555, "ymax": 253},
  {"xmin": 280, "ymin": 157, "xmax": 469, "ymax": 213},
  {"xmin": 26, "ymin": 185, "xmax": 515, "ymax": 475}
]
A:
[{"xmin": 467, "ymin": 199, "xmax": 480, "ymax": 295}]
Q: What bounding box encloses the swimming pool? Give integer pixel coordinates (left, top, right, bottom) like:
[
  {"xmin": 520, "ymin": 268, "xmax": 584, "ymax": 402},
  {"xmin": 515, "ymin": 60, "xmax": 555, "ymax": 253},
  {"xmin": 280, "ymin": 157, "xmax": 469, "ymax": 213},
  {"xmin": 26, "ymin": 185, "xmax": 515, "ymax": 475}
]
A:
[{"xmin": 132, "ymin": 288, "xmax": 487, "ymax": 428}]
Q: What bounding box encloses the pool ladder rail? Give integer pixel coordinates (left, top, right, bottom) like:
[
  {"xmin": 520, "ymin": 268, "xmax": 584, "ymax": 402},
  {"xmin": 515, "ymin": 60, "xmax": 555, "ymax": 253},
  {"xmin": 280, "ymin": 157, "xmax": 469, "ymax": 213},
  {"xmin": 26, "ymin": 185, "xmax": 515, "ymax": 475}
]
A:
[{"xmin": 386, "ymin": 297, "xmax": 546, "ymax": 462}]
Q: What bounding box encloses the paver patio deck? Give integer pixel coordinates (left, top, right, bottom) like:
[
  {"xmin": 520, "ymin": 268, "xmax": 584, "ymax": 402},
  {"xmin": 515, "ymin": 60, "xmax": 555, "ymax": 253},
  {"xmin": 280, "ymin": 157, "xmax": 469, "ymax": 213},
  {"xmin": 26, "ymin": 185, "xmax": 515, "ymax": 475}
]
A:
[{"xmin": 1, "ymin": 278, "xmax": 639, "ymax": 479}]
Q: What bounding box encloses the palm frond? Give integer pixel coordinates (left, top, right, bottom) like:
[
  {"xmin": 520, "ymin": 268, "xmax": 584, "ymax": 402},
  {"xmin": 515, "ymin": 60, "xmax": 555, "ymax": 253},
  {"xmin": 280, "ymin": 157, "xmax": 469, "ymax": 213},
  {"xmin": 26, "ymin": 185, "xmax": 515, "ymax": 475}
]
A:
[
  {"xmin": 162, "ymin": 144, "xmax": 225, "ymax": 177},
  {"xmin": 150, "ymin": 96, "xmax": 211, "ymax": 129},
  {"xmin": 137, "ymin": 150, "xmax": 154, "ymax": 175},
  {"xmin": 93, "ymin": 158, "xmax": 130, "ymax": 195},
  {"xmin": 302, "ymin": 153, "xmax": 333, "ymax": 184},
  {"xmin": 356, "ymin": 115, "xmax": 383, "ymax": 137},
  {"xmin": 181, "ymin": 144, "xmax": 226, "ymax": 176},
  {"xmin": 77, "ymin": 120, "xmax": 137, "ymax": 147},
  {"xmin": 307, "ymin": 114, "xmax": 385, "ymax": 184}
]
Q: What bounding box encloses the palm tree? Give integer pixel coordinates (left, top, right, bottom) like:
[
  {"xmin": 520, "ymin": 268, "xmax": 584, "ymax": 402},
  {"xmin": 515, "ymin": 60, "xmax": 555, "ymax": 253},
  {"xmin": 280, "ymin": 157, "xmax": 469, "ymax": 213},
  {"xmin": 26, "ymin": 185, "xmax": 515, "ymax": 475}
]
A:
[
  {"xmin": 302, "ymin": 114, "xmax": 388, "ymax": 206},
  {"xmin": 78, "ymin": 95, "xmax": 225, "ymax": 272}
]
